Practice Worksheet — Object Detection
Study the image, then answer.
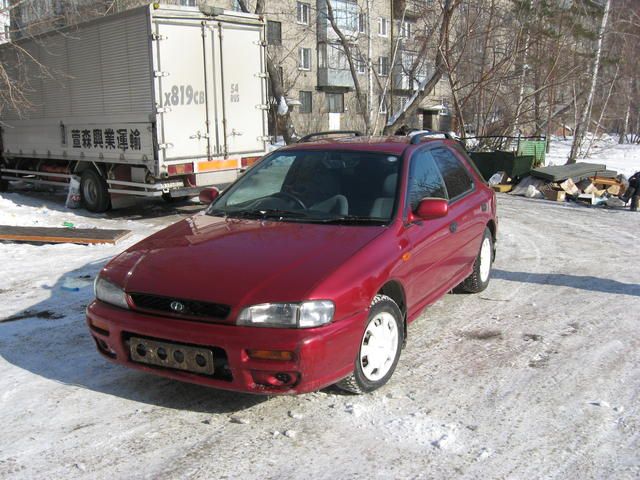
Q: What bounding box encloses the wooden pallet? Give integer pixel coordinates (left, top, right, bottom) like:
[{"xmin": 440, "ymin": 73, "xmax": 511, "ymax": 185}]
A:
[{"xmin": 0, "ymin": 225, "xmax": 131, "ymax": 245}]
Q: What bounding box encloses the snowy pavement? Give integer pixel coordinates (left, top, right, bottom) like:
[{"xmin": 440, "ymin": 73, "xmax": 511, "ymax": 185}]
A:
[{"xmin": 1, "ymin": 189, "xmax": 639, "ymax": 479}]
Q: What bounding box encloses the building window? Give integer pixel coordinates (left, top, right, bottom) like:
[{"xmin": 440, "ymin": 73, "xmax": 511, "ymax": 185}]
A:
[
  {"xmin": 378, "ymin": 17, "xmax": 388, "ymax": 37},
  {"xmin": 299, "ymin": 91, "xmax": 313, "ymax": 113},
  {"xmin": 356, "ymin": 57, "xmax": 366, "ymax": 74},
  {"xmin": 297, "ymin": 2, "xmax": 310, "ymax": 25},
  {"xmin": 378, "ymin": 56, "xmax": 389, "ymax": 76},
  {"xmin": 379, "ymin": 95, "xmax": 387, "ymax": 114},
  {"xmin": 327, "ymin": 93, "xmax": 344, "ymax": 113},
  {"xmin": 400, "ymin": 20, "xmax": 412, "ymax": 38},
  {"xmin": 231, "ymin": 0, "xmax": 243, "ymax": 11},
  {"xmin": 299, "ymin": 47, "xmax": 312, "ymax": 70},
  {"xmin": 267, "ymin": 21, "xmax": 282, "ymax": 45},
  {"xmin": 358, "ymin": 12, "xmax": 367, "ymax": 33}
]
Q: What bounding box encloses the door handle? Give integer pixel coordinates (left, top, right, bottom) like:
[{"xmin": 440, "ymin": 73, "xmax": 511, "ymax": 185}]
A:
[{"xmin": 449, "ymin": 222, "xmax": 458, "ymax": 233}]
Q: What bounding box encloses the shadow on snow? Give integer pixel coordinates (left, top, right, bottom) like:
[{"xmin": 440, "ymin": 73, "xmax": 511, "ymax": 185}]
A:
[
  {"xmin": 493, "ymin": 269, "xmax": 640, "ymax": 297},
  {"xmin": 0, "ymin": 258, "xmax": 266, "ymax": 414}
]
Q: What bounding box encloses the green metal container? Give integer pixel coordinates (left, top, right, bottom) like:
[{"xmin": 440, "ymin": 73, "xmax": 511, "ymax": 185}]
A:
[
  {"xmin": 468, "ymin": 151, "xmax": 536, "ymax": 181},
  {"xmin": 517, "ymin": 139, "xmax": 547, "ymax": 167}
]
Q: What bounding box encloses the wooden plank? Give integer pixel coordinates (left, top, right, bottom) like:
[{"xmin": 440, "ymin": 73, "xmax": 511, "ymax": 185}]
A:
[
  {"xmin": 0, "ymin": 225, "xmax": 131, "ymax": 245},
  {"xmin": 589, "ymin": 176, "xmax": 621, "ymax": 187}
]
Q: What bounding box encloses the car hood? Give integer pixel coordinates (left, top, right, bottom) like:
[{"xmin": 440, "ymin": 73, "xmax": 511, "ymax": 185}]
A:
[{"xmin": 103, "ymin": 214, "xmax": 385, "ymax": 315}]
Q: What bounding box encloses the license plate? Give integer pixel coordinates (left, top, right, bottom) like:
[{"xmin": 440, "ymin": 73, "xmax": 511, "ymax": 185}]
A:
[{"xmin": 129, "ymin": 337, "xmax": 215, "ymax": 375}]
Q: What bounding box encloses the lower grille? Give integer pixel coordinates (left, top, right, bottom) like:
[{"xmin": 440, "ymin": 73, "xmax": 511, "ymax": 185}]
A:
[{"xmin": 129, "ymin": 293, "xmax": 231, "ymax": 321}]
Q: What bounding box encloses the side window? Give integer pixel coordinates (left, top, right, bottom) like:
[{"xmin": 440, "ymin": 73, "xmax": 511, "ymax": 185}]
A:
[
  {"xmin": 407, "ymin": 149, "xmax": 448, "ymax": 211},
  {"xmin": 433, "ymin": 147, "xmax": 474, "ymax": 200}
]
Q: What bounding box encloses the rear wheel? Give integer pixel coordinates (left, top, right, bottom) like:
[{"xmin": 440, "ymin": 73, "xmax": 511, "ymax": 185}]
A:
[
  {"xmin": 0, "ymin": 163, "xmax": 8, "ymax": 192},
  {"xmin": 457, "ymin": 227, "xmax": 493, "ymax": 293},
  {"xmin": 337, "ymin": 295, "xmax": 404, "ymax": 394},
  {"xmin": 80, "ymin": 169, "xmax": 110, "ymax": 213},
  {"xmin": 162, "ymin": 192, "xmax": 192, "ymax": 203}
]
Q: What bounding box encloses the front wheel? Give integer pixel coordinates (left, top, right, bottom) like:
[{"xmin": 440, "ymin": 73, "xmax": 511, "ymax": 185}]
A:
[
  {"xmin": 337, "ymin": 295, "xmax": 404, "ymax": 394},
  {"xmin": 457, "ymin": 227, "xmax": 493, "ymax": 293}
]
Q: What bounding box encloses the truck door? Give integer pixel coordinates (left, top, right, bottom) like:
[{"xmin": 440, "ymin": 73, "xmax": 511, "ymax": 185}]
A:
[
  {"xmin": 153, "ymin": 19, "xmax": 211, "ymax": 162},
  {"xmin": 215, "ymin": 22, "xmax": 266, "ymax": 156}
]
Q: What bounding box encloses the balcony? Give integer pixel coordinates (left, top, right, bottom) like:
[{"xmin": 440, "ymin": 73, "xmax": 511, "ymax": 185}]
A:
[
  {"xmin": 317, "ymin": 41, "xmax": 355, "ymax": 90},
  {"xmin": 317, "ymin": 67, "xmax": 354, "ymax": 89}
]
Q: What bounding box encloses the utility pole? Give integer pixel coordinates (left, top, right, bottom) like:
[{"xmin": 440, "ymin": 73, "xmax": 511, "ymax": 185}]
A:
[{"xmin": 367, "ymin": 0, "xmax": 373, "ymax": 134}]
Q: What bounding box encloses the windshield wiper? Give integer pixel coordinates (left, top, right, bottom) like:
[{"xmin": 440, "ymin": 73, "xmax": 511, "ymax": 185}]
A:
[
  {"xmin": 216, "ymin": 209, "xmax": 310, "ymax": 220},
  {"xmin": 317, "ymin": 215, "xmax": 387, "ymax": 225}
]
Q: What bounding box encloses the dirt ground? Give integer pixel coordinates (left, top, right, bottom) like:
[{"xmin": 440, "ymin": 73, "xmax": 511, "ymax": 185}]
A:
[{"xmin": 0, "ymin": 193, "xmax": 638, "ymax": 479}]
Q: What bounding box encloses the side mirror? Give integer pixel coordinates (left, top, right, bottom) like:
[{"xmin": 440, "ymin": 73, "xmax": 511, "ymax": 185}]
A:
[
  {"xmin": 199, "ymin": 187, "xmax": 220, "ymax": 204},
  {"xmin": 412, "ymin": 198, "xmax": 448, "ymax": 220}
]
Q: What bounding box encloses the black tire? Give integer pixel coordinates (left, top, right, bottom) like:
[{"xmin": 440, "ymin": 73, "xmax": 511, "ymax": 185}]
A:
[
  {"xmin": 337, "ymin": 294, "xmax": 404, "ymax": 394},
  {"xmin": 80, "ymin": 169, "xmax": 110, "ymax": 213},
  {"xmin": 161, "ymin": 192, "xmax": 191, "ymax": 203},
  {"xmin": 0, "ymin": 163, "xmax": 8, "ymax": 192},
  {"xmin": 457, "ymin": 227, "xmax": 493, "ymax": 293}
]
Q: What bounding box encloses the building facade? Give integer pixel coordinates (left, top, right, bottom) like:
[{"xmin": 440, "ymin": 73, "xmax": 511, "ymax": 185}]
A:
[{"xmin": 1, "ymin": 0, "xmax": 10, "ymax": 44}]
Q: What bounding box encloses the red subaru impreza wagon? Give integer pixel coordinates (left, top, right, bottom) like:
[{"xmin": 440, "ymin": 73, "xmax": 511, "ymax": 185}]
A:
[{"xmin": 87, "ymin": 133, "xmax": 497, "ymax": 394}]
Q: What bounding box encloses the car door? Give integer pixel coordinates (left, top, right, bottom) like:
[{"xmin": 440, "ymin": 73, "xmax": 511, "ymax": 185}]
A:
[
  {"xmin": 432, "ymin": 146, "xmax": 485, "ymax": 282},
  {"xmin": 401, "ymin": 147, "xmax": 454, "ymax": 311}
]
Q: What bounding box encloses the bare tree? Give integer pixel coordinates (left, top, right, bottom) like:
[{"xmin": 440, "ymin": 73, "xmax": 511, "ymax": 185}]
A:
[
  {"xmin": 384, "ymin": 0, "xmax": 461, "ymax": 135},
  {"xmin": 567, "ymin": 0, "xmax": 611, "ymax": 163}
]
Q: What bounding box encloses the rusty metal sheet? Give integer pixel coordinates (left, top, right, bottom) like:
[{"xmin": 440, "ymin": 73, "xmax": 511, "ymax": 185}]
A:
[{"xmin": 129, "ymin": 337, "xmax": 214, "ymax": 375}]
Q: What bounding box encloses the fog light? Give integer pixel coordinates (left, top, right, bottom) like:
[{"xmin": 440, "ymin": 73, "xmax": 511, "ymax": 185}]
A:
[
  {"xmin": 94, "ymin": 337, "xmax": 116, "ymax": 358},
  {"xmin": 251, "ymin": 371, "xmax": 299, "ymax": 388},
  {"xmin": 247, "ymin": 349, "xmax": 294, "ymax": 361}
]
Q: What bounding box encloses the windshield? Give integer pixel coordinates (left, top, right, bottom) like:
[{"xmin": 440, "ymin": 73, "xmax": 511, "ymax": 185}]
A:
[{"xmin": 208, "ymin": 150, "xmax": 402, "ymax": 224}]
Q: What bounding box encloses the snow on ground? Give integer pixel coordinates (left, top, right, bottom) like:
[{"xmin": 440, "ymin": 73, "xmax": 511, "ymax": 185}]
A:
[
  {"xmin": 546, "ymin": 135, "xmax": 640, "ymax": 178},
  {"xmin": 0, "ymin": 146, "xmax": 640, "ymax": 479}
]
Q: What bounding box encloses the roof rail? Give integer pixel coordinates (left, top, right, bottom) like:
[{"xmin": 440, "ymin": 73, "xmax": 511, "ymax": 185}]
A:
[
  {"xmin": 409, "ymin": 131, "xmax": 454, "ymax": 144},
  {"xmin": 297, "ymin": 130, "xmax": 363, "ymax": 143}
]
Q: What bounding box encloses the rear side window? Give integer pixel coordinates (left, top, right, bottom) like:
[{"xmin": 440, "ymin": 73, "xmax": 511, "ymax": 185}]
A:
[
  {"xmin": 433, "ymin": 147, "xmax": 474, "ymax": 200},
  {"xmin": 407, "ymin": 149, "xmax": 447, "ymax": 210}
]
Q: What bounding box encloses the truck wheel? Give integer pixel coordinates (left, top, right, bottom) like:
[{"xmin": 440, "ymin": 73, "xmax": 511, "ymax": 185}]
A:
[
  {"xmin": 161, "ymin": 192, "xmax": 190, "ymax": 203},
  {"xmin": 337, "ymin": 294, "xmax": 404, "ymax": 394},
  {"xmin": 0, "ymin": 164, "xmax": 8, "ymax": 192},
  {"xmin": 457, "ymin": 227, "xmax": 493, "ymax": 293},
  {"xmin": 80, "ymin": 169, "xmax": 110, "ymax": 213}
]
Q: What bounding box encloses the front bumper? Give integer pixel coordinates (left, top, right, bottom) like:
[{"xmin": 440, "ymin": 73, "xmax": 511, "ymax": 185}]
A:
[{"xmin": 86, "ymin": 300, "xmax": 364, "ymax": 394}]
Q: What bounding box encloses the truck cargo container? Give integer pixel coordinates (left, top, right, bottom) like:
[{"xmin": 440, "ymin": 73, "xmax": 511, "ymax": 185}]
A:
[{"xmin": 0, "ymin": 4, "xmax": 268, "ymax": 212}]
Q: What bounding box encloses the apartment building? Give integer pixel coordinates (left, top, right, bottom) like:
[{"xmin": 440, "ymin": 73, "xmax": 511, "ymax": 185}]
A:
[
  {"xmin": 7, "ymin": 0, "xmax": 452, "ymax": 135},
  {"xmin": 1, "ymin": 0, "xmax": 10, "ymax": 44}
]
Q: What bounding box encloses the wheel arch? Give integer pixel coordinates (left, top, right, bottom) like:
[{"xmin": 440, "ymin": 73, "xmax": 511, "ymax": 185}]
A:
[
  {"xmin": 486, "ymin": 219, "xmax": 497, "ymax": 242},
  {"xmin": 73, "ymin": 160, "xmax": 106, "ymax": 177},
  {"xmin": 375, "ymin": 280, "xmax": 408, "ymax": 343}
]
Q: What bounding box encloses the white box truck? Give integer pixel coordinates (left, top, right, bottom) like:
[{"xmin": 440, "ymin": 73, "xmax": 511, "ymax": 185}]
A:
[{"xmin": 0, "ymin": 4, "xmax": 268, "ymax": 211}]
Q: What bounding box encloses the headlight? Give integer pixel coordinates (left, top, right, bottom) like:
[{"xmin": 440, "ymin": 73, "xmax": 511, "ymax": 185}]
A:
[
  {"xmin": 237, "ymin": 301, "xmax": 334, "ymax": 328},
  {"xmin": 94, "ymin": 276, "xmax": 129, "ymax": 309}
]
